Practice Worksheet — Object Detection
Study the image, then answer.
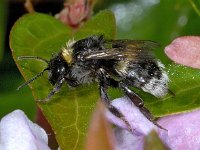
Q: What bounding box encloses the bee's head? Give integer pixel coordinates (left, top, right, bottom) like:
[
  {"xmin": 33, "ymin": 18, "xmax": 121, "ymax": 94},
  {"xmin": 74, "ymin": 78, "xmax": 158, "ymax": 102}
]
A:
[{"xmin": 48, "ymin": 53, "xmax": 69, "ymax": 85}]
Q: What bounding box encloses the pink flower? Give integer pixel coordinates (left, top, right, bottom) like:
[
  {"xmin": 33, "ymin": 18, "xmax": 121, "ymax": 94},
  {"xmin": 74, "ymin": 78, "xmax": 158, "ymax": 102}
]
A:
[
  {"xmin": 165, "ymin": 36, "xmax": 200, "ymax": 69},
  {"xmin": 0, "ymin": 110, "xmax": 50, "ymax": 150},
  {"xmin": 55, "ymin": 0, "xmax": 94, "ymax": 28},
  {"xmin": 107, "ymin": 98, "xmax": 200, "ymax": 150}
]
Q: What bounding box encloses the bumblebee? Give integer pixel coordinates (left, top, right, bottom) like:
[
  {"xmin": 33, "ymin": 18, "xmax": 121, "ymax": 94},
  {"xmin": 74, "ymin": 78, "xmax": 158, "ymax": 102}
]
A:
[{"xmin": 18, "ymin": 35, "xmax": 169, "ymax": 129}]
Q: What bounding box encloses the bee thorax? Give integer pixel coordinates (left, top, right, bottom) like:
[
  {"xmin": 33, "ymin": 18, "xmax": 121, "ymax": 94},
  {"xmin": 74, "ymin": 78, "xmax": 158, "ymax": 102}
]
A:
[{"xmin": 70, "ymin": 64, "xmax": 96, "ymax": 84}]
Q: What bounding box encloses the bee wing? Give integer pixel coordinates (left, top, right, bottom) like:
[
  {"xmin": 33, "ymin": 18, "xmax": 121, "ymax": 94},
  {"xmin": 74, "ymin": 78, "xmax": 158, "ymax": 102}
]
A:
[
  {"xmin": 83, "ymin": 48, "xmax": 137, "ymax": 60},
  {"xmin": 83, "ymin": 40, "xmax": 159, "ymax": 60}
]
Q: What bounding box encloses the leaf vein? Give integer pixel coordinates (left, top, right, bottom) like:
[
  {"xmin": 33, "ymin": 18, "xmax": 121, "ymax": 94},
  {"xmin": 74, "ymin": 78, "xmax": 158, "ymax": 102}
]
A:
[{"xmin": 73, "ymin": 91, "xmax": 80, "ymax": 150}]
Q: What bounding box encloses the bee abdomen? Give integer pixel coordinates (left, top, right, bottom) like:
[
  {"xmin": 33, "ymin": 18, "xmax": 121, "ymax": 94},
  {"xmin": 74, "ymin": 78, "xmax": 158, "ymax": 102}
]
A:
[{"xmin": 115, "ymin": 60, "xmax": 169, "ymax": 97}]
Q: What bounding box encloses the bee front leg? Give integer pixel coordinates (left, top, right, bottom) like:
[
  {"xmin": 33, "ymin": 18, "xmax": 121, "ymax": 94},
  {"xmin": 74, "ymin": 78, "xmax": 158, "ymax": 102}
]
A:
[
  {"xmin": 98, "ymin": 69, "xmax": 133, "ymax": 131},
  {"xmin": 36, "ymin": 78, "xmax": 65, "ymax": 103},
  {"xmin": 119, "ymin": 82, "xmax": 166, "ymax": 131}
]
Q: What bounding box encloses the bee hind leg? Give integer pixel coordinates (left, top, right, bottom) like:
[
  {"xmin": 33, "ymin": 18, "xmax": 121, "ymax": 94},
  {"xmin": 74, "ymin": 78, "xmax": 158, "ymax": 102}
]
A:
[
  {"xmin": 98, "ymin": 69, "xmax": 133, "ymax": 131},
  {"xmin": 119, "ymin": 82, "xmax": 167, "ymax": 131}
]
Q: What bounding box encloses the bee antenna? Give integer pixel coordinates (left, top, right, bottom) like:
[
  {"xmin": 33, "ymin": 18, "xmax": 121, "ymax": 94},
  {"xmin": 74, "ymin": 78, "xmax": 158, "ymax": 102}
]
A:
[
  {"xmin": 17, "ymin": 68, "xmax": 49, "ymax": 91},
  {"xmin": 17, "ymin": 56, "xmax": 49, "ymax": 64}
]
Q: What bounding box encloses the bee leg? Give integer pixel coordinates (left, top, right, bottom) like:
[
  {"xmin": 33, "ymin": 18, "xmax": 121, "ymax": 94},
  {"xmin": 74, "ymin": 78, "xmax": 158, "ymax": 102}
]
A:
[
  {"xmin": 98, "ymin": 69, "xmax": 133, "ymax": 131},
  {"xmin": 36, "ymin": 78, "xmax": 65, "ymax": 103},
  {"xmin": 119, "ymin": 82, "xmax": 167, "ymax": 131}
]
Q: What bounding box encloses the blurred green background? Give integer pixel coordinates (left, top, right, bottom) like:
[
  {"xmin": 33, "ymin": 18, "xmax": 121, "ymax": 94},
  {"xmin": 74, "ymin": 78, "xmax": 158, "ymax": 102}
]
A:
[{"xmin": 1, "ymin": 0, "xmax": 200, "ymax": 120}]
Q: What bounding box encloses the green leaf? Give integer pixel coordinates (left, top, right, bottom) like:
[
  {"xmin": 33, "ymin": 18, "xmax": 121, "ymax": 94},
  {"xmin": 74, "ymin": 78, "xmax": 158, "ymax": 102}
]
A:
[
  {"xmin": 10, "ymin": 7, "xmax": 200, "ymax": 149},
  {"xmin": 10, "ymin": 11, "xmax": 116, "ymax": 149},
  {"xmin": 75, "ymin": 10, "xmax": 116, "ymax": 39},
  {"xmin": 140, "ymin": 63, "xmax": 200, "ymax": 117},
  {"xmin": 189, "ymin": 0, "xmax": 200, "ymax": 16}
]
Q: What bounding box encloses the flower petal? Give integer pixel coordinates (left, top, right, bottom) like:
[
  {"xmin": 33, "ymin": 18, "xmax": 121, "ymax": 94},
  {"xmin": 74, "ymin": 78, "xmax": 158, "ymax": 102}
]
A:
[
  {"xmin": 0, "ymin": 110, "xmax": 50, "ymax": 150},
  {"xmin": 114, "ymin": 127, "xmax": 144, "ymax": 150},
  {"xmin": 55, "ymin": 0, "xmax": 93, "ymax": 27},
  {"xmin": 164, "ymin": 36, "xmax": 200, "ymax": 69},
  {"xmin": 106, "ymin": 97, "xmax": 200, "ymax": 149},
  {"xmin": 158, "ymin": 109, "xmax": 200, "ymax": 150},
  {"xmin": 106, "ymin": 97, "xmax": 157, "ymax": 136}
]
